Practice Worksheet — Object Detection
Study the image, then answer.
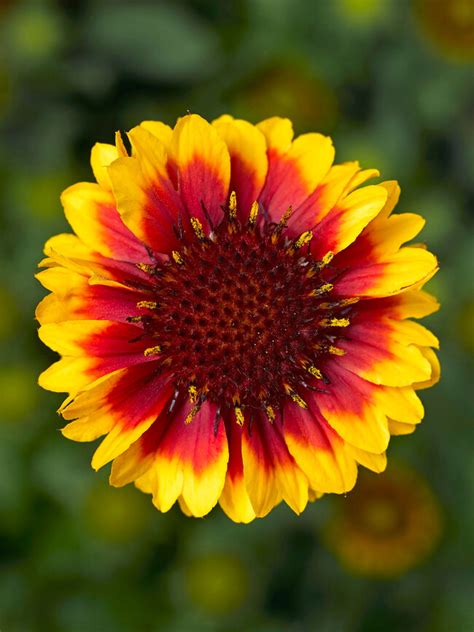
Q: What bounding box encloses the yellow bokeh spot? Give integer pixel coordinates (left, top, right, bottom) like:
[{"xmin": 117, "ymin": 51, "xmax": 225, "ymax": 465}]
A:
[
  {"xmin": 0, "ymin": 365, "xmax": 38, "ymax": 422},
  {"xmin": 184, "ymin": 553, "xmax": 248, "ymax": 615},
  {"xmin": 6, "ymin": 5, "xmax": 64, "ymax": 62},
  {"xmin": 83, "ymin": 484, "xmax": 150, "ymax": 544},
  {"xmin": 16, "ymin": 170, "xmax": 73, "ymax": 220},
  {"xmin": 337, "ymin": 0, "xmax": 388, "ymax": 22}
]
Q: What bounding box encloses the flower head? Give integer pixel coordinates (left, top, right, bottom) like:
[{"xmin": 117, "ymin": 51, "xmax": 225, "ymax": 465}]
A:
[
  {"xmin": 324, "ymin": 464, "xmax": 443, "ymax": 576},
  {"xmin": 37, "ymin": 114, "xmax": 440, "ymax": 522}
]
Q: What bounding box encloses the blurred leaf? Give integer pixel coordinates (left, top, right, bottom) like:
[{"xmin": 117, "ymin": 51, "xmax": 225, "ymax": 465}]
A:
[{"xmin": 83, "ymin": 3, "xmax": 219, "ymax": 81}]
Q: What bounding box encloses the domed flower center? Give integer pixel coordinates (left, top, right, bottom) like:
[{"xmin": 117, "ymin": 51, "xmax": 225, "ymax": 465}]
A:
[{"xmin": 134, "ymin": 207, "xmax": 356, "ymax": 421}]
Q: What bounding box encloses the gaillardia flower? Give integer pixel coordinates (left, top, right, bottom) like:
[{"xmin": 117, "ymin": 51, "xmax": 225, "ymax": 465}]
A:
[
  {"xmin": 324, "ymin": 464, "xmax": 443, "ymax": 577},
  {"xmin": 36, "ymin": 114, "xmax": 440, "ymax": 522}
]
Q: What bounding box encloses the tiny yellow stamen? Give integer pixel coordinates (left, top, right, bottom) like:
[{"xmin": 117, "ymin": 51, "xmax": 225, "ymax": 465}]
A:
[
  {"xmin": 144, "ymin": 345, "xmax": 161, "ymax": 357},
  {"xmin": 266, "ymin": 405, "xmax": 275, "ymax": 423},
  {"xmin": 136, "ymin": 263, "xmax": 155, "ymax": 274},
  {"xmin": 137, "ymin": 300, "xmax": 158, "ymax": 309},
  {"xmin": 188, "ymin": 385, "xmax": 198, "ymax": 403},
  {"xmin": 308, "ymin": 365, "xmax": 323, "ymax": 380},
  {"xmin": 228, "ymin": 190, "xmax": 237, "ymax": 220},
  {"xmin": 185, "ymin": 404, "xmax": 200, "ymax": 425},
  {"xmin": 339, "ymin": 297, "xmax": 360, "ymax": 307},
  {"xmin": 319, "ymin": 317, "xmax": 350, "ymax": 328},
  {"xmin": 272, "ymin": 206, "xmax": 293, "ymax": 243},
  {"xmin": 249, "ymin": 200, "xmax": 259, "ymax": 226},
  {"xmin": 279, "ymin": 206, "xmax": 293, "ymax": 226},
  {"xmin": 328, "ymin": 345, "xmax": 345, "ymax": 356},
  {"xmin": 321, "ymin": 251, "xmax": 334, "ymax": 266},
  {"xmin": 127, "ymin": 316, "xmax": 143, "ymax": 324},
  {"xmin": 234, "ymin": 406, "xmax": 245, "ymax": 426},
  {"xmin": 172, "ymin": 251, "xmax": 184, "ymax": 265},
  {"xmin": 291, "ymin": 392, "xmax": 307, "ymax": 409},
  {"xmin": 294, "ymin": 230, "xmax": 313, "ymax": 249},
  {"xmin": 285, "ymin": 385, "xmax": 308, "ymax": 409},
  {"xmin": 309, "ymin": 283, "xmax": 333, "ymax": 297},
  {"xmin": 190, "ymin": 217, "xmax": 205, "ymax": 240}
]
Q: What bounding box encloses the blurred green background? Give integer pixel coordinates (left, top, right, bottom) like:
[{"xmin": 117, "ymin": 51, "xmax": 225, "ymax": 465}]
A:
[{"xmin": 0, "ymin": 0, "xmax": 473, "ymax": 630}]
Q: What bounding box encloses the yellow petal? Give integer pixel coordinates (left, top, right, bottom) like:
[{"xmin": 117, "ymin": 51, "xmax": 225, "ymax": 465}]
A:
[
  {"xmin": 374, "ymin": 386, "xmax": 424, "ymax": 424},
  {"xmin": 109, "ymin": 440, "xmax": 153, "ymax": 487},
  {"xmin": 388, "ymin": 419, "xmax": 417, "ymax": 435},
  {"xmin": 414, "ymin": 347, "xmax": 441, "ymax": 389},
  {"xmin": 139, "ymin": 120, "xmax": 173, "ymax": 147},
  {"xmin": 256, "ymin": 116, "xmax": 293, "ymax": 151},
  {"xmin": 346, "ymin": 445, "xmax": 387, "ymax": 473},
  {"xmin": 90, "ymin": 142, "xmax": 120, "ymax": 190},
  {"xmin": 61, "ymin": 415, "xmax": 114, "ymax": 442}
]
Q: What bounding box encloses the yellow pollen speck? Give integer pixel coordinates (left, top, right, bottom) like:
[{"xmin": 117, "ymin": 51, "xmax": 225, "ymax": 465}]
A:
[
  {"xmin": 249, "ymin": 200, "xmax": 259, "ymax": 226},
  {"xmin": 228, "ymin": 191, "xmax": 237, "ymax": 219},
  {"xmin": 172, "ymin": 251, "xmax": 184, "ymax": 265},
  {"xmin": 137, "ymin": 300, "xmax": 158, "ymax": 309},
  {"xmin": 144, "ymin": 345, "xmax": 161, "ymax": 357},
  {"xmin": 127, "ymin": 316, "xmax": 143, "ymax": 324},
  {"xmin": 234, "ymin": 406, "xmax": 245, "ymax": 426},
  {"xmin": 308, "ymin": 365, "xmax": 323, "ymax": 379},
  {"xmin": 136, "ymin": 263, "xmax": 155, "ymax": 274},
  {"xmin": 266, "ymin": 405, "xmax": 275, "ymax": 422},
  {"xmin": 320, "ymin": 317, "xmax": 350, "ymax": 327},
  {"xmin": 190, "ymin": 217, "xmax": 205, "ymax": 240},
  {"xmin": 185, "ymin": 404, "xmax": 200, "ymax": 425},
  {"xmin": 188, "ymin": 385, "xmax": 198, "ymax": 403},
  {"xmin": 329, "ymin": 345, "xmax": 346, "ymax": 356},
  {"xmin": 295, "ymin": 230, "xmax": 313, "ymax": 249}
]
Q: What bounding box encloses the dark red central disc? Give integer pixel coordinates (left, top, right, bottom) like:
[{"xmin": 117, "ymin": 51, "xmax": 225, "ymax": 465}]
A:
[{"xmin": 144, "ymin": 224, "xmax": 341, "ymax": 413}]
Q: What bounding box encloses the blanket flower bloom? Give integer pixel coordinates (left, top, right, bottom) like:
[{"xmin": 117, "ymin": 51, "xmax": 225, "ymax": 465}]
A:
[
  {"xmin": 36, "ymin": 114, "xmax": 440, "ymax": 522},
  {"xmin": 324, "ymin": 464, "xmax": 443, "ymax": 576}
]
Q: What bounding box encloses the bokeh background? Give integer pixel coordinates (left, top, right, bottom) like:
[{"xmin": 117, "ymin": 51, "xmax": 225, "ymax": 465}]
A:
[{"xmin": 0, "ymin": 0, "xmax": 473, "ymax": 630}]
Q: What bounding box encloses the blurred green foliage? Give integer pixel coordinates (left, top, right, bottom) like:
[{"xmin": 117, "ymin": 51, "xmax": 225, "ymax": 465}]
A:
[{"xmin": 0, "ymin": 0, "xmax": 473, "ymax": 630}]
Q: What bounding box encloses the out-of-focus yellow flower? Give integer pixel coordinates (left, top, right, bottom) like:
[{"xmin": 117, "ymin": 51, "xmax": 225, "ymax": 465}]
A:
[
  {"xmin": 184, "ymin": 552, "xmax": 248, "ymax": 615},
  {"xmin": 415, "ymin": 0, "xmax": 474, "ymax": 61},
  {"xmin": 233, "ymin": 61, "xmax": 338, "ymax": 131},
  {"xmin": 324, "ymin": 464, "xmax": 443, "ymax": 577},
  {"xmin": 457, "ymin": 300, "xmax": 474, "ymax": 354},
  {"xmin": 83, "ymin": 484, "xmax": 150, "ymax": 543}
]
